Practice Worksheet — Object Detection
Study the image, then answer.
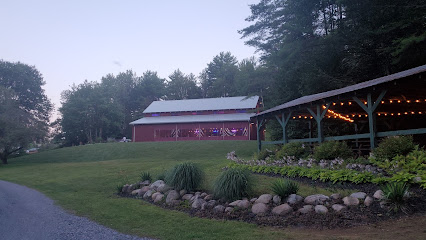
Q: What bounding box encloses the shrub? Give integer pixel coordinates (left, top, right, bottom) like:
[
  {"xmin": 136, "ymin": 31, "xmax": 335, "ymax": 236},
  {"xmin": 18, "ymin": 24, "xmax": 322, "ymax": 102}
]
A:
[
  {"xmin": 372, "ymin": 136, "xmax": 415, "ymax": 161},
  {"xmin": 156, "ymin": 171, "xmax": 166, "ymax": 181},
  {"xmin": 140, "ymin": 172, "xmax": 152, "ymax": 182},
  {"xmin": 313, "ymin": 141, "xmax": 353, "ymax": 160},
  {"xmin": 371, "ymin": 146, "xmax": 426, "ymax": 175},
  {"xmin": 271, "ymin": 179, "xmax": 299, "ymax": 198},
  {"xmin": 165, "ymin": 162, "xmax": 203, "ymax": 191},
  {"xmin": 381, "ymin": 182, "xmax": 409, "ymax": 212},
  {"xmin": 116, "ymin": 184, "xmax": 124, "ymax": 193},
  {"xmin": 255, "ymin": 148, "xmax": 276, "ymax": 160},
  {"xmin": 276, "ymin": 142, "xmax": 309, "ymax": 159},
  {"xmin": 213, "ymin": 168, "xmax": 252, "ymax": 201}
]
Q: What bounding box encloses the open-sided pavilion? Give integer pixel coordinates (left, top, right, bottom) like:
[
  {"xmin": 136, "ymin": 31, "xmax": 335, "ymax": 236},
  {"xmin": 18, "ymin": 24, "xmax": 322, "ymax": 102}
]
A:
[{"xmin": 253, "ymin": 64, "xmax": 426, "ymax": 152}]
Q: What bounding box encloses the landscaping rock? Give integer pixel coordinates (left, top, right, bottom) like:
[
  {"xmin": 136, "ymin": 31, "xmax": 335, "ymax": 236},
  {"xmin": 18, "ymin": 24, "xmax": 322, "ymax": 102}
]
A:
[
  {"xmin": 131, "ymin": 189, "xmax": 140, "ymax": 196},
  {"xmin": 150, "ymin": 180, "xmax": 166, "ymax": 191},
  {"xmin": 200, "ymin": 192, "xmax": 208, "ymax": 198},
  {"xmin": 204, "ymin": 194, "xmax": 213, "ymax": 201},
  {"xmin": 229, "ymin": 200, "xmax": 241, "ymax": 207},
  {"xmin": 153, "ymin": 193, "xmax": 164, "ymax": 203},
  {"xmin": 413, "ymin": 176, "xmax": 422, "ymax": 183},
  {"xmin": 364, "ymin": 196, "xmax": 374, "ymax": 206},
  {"xmin": 272, "ymin": 204, "xmax": 293, "ymax": 215},
  {"xmin": 190, "ymin": 195, "xmax": 199, "ymax": 203},
  {"xmin": 304, "ymin": 194, "xmax": 329, "ymax": 205},
  {"xmin": 298, "ymin": 205, "xmax": 313, "ymax": 214},
  {"xmin": 255, "ymin": 194, "xmax": 273, "ymax": 204},
  {"xmin": 195, "ymin": 191, "xmax": 201, "ymax": 196},
  {"xmin": 166, "ymin": 190, "xmax": 180, "ymax": 204},
  {"xmin": 350, "ymin": 192, "xmax": 367, "ymax": 199},
  {"xmin": 213, "ymin": 205, "xmax": 225, "ymax": 213},
  {"xmin": 122, "ymin": 184, "xmax": 129, "ymax": 193},
  {"xmin": 157, "ymin": 184, "xmax": 171, "ymax": 193},
  {"xmin": 192, "ymin": 198, "xmax": 206, "ymax": 209},
  {"xmin": 332, "ymin": 204, "xmax": 346, "ymax": 212},
  {"xmin": 140, "ymin": 186, "xmax": 151, "ymax": 194},
  {"xmin": 343, "ymin": 196, "xmax": 360, "ymax": 206},
  {"xmin": 237, "ymin": 200, "xmax": 250, "ymax": 209},
  {"xmin": 201, "ymin": 200, "xmax": 216, "ymax": 210},
  {"xmin": 330, "ymin": 193, "xmax": 341, "ymax": 200},
  {"xmin": 179, "ymin": 189, "xmax": 187, "ymax": 196},
  {"xmin": 273, "ymin": 195, "xmax": 281, "ymax": 204},
  {"xmin": 143, "ymin": 190, "xmax": 155, "ymax": 199},
  {"xmin": 151, "ymin": 192, "xmax": 161, "ymax": 200},
  {"xmin": 374, "ymin": 190, "xmax": 384, "ymax": 200},
  {"xmin": 182, "ymin": 194, "xmax": 194, "ymax": 201},
  {"xmin": 287, "ymin": 194, "xmax": 303, "ymax": 205},
  {"xmin": 250, "ymin": 198, "xmax": 257, "ymax": 203},
  {"xmin": 315, "ymin": 205, "xmax": 328, "ymax": 214},
  {"xmin": 127, "ymin": 184, "xmax": 136, "ymax": 193},
  {"xmin": 140, "ymin": 180, "xmax": 150, "ymax": 186},
  {"xmin": 225, "ymin": 207, "xmax": 234, "ymax": 213},
  {"xmin": 251, "ymin": 203, "xmax": 269, "ymax": 215}
]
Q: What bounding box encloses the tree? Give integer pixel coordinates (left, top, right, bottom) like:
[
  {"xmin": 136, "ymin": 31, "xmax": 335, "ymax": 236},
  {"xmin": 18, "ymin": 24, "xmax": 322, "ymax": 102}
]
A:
[
  {"xmin": 133, "ymin": 71, "xmax": 166, "ymax": 116},
  {"xmin": 200, "ymin": 52, "xmax": 239, "ymax": 98},
  {"xmin": 166, "ymin": 69, "xmax": 201, "ymax": 100},
  {"xmin": 0, "ymin": 60, "xmax": 52, "ymax": 164}
]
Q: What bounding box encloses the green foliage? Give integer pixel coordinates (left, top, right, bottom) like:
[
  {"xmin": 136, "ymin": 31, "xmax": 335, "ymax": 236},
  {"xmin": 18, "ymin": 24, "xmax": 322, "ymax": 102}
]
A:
[
  {"xmin": 213, "ymin": 168, "xmax": 252, "ymax": 201},
  {"xmin": 116, "ymin": 184, "xmax": 124, "ymax": 193},
  {"xmin": 140, "ymin": 172, "xmax": 152, "ymax": 182},
  {"xmin": 313, "ymin": 141, "xmax": 353, "ymax": 160},
  {"xmin": 255, "ymin": 148, "xmax": 276, "ymax": 160},
  {"xmin": 156, "ymin": 171, "xmax": 166, "ymax": 181},
  {"xmin": 372, "ymin": 136, "xmax": 416, "ymax": 161},
  {"xmin": 271, "ymin": 179, "xmax": 299, "ymax": 198},
  {"xmin": 381, "ymin": 182, "xmax": 409, "ymax": 212},
  {"xmin": 276, "ymin": 142, "xmax": 309, "ymax": 159},
  {"xmin": 165, "ymin": 162, "xmax": 203, "ymax": 191}
]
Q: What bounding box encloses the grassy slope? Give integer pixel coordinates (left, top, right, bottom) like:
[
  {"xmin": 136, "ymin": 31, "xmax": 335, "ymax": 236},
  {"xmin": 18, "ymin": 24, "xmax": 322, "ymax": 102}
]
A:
[{"xmin": 1, "ymin": 141, "xmax": 423, "ymax": 240}]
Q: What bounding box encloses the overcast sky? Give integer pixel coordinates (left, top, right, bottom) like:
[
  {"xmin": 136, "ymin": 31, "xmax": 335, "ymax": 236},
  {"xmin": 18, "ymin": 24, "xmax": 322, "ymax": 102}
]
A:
[{"xmin": 1, "ymin": 0, "xmax": 259, "ymax": 118}]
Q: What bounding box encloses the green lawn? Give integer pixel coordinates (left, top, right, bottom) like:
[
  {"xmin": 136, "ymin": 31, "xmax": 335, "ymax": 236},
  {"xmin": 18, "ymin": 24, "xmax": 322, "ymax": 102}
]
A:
[{"xmin": 0, "ymin": 141, "xmax": 355, "ymax": 240}]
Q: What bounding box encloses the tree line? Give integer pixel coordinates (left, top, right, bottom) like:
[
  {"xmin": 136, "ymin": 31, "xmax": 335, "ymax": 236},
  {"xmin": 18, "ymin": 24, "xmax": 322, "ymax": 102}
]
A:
[{"xmin": 57, "ymin": 52, "xmax": 273, "ymax": 146}]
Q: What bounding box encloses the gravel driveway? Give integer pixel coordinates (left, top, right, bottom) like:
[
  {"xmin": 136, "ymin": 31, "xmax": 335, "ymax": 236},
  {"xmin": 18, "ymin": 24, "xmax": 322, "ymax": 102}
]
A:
[{"xmin": 0, "ymin": 180, "xmax": 153, "ymax": 240}]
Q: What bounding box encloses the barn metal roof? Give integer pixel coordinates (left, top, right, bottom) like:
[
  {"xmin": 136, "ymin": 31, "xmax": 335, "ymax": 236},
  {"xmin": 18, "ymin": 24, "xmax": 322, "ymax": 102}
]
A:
[
  {"xmin": 130, "ymin": 113, "xmax": 255, "ymax": 125},
  {"xmin": 255, "ymin": 64, "xmax": 426, "ymax": 117},
  {"xmin": 143, "ymin": 96, "xmax": 259, "ymax": 113}
]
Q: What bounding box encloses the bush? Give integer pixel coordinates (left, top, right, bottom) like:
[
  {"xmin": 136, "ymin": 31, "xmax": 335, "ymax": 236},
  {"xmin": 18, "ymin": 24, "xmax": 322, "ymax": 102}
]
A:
[
  {"xmin": 255, "ymin": 148, "xmax": 276, "ymax": 160},
  {"xmin": 276, "ymin": 142, "xmax": 309, "ymax": 159},
  {"xmin": 313, "ymin": 141, "xmax": 353, "ymax": 160},
  {"xmin": 381, "ymin": 182, "xmax": 409, "ymax": 212},
  {"xmin": 213, "ymin": 168, "xmax": 252, "ymax": 201},
  {"xmin": 140, "ymin": 172, "xmax": 152, "ymax": 182},
  {"xmin": 271, "ymin": 179, "xmax": 299, "ymax": 198},
  {"xmin": 372, "ymin": 136, "xmax": 416, "ymax": 161},
  {"xmin": 156, "ymin": 171, "xmax": 166, "ymax": 181},
  {"xmin": 165, "ymin": 162, "xmax": 203, "ymax": 191}
]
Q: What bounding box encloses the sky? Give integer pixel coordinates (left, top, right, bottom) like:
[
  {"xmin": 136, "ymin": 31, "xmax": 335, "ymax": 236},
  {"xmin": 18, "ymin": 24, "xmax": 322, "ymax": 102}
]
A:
[{"xmin": 0, "ymin": 0, "xmax": 259, "ymax": 119}]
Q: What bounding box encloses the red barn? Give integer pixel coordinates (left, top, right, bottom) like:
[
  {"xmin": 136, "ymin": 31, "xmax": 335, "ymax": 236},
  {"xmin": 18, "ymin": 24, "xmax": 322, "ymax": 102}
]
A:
[{"xmin": 130, "ymin": 96, "xmax": 261, "ymax": 142}]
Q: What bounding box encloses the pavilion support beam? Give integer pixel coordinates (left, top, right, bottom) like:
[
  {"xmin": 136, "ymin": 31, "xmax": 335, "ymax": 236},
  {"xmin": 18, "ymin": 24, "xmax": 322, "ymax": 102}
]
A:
[
  {"xmin": 307, "ymin": 103, "xmax": 330, "ymax": 143},
  {"xmin": 275, "ymin": 111, "xmax": 292, "ymax": 144},
  {"xmin": 257, "ymin": 118, "xmax": 264, "ymax": 152},
  {"xmin": 353, "ymin": 90, "xmax": 387, "ymax": 149}
]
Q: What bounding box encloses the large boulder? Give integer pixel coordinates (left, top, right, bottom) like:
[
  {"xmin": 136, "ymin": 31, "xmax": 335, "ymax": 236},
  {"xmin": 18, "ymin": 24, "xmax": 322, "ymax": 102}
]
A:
[
  {"xmin": 229, "ymin": 200, "xmax": 242, "ymax": 207},
  {"xmin": 131, "ymin": 189, "xmax": 140, "ymax": 196},
  {"xmin": 182, "ymin": 194, "xmax": 194, "ymax": 201},
  {"xmin": 150, "ymin": 180, "xmax": 166, "ymax": 191},
  {"xmin": 122, "ymin": 184, "xmax": 129, "ymax": 193},
  {"xmin": 315, "ymin": 205, "xmax": 328, "ymax": 214},
  {"xmin": 201, "ymin": 200, "xmax": 217, "ymax": 210},
  {"xmin": 192, "ymin": 198, "xmax": 206, "ymax": 209},
  {"xmin": 166, "ymin": 190, "xmax": 180, "ymax": 204},
  {"xmin": 151, "ymin": 192, "xmax": 161, "ymax": 200},
  {"xmin": 204, "ymin": 194, "xmax": 213, "ymax": 201},
  {"xmin": 332, "ymin": 204, "xmax": 346, "ymax": 212},
  {"xmin": 237, "ymin": 200, "xmax": 250, "ymax": 209},
  {"xmin": 255, "ymin": 194, "xmax": 273, "ymax": 204},
  {"xmin": 179, "ymin": 189, "xmax": 187, "ymax": 196},
  {"xmin": 298, "ymin": 205, "xmax": 313, "ymax": 214},
  {"xmin": 153, "ymin": 193, "xmax": 164, "ymax": 203},
  {"xmin": 350, "ymin": 192, "xmax": 367, "ymax": 199},
  {"xmin": 273, "ymin": 195, "xmax": 281, "ymax": 204},
  {"xmin": 251, "ymin": 203, "xmax": 269, "ymax": 215},
  {"xmin": 287, "ymin": 194, "xmax": 303, "ymax": 205},
  {"xmin": 373, "ymin": 190, "xmax": 384, "ymax": 200},
  {"xmin": 364, "ymin": 196, "xmax": 374, "ymax": 206},
  {"xmin": 143, "ymin": 190, "xmax": 155, "ymax": 199},
  {"xmin": 272, "ymin": 204, "xmax": 293, "ymax": 215},
  {"xmin": 127, "ymin": 184, "xmax": 137, "ymax": 193},
  {"xmin": 140, "ymin": 180, "xmax": 150, "ymax": 186},
  {"xmin": 343, "ymin": 196, "xmax": 360, "ymax": 206},
  {"xmin": 304, "ymin": 194, "xmax": 329, "ymax": 205},
  {"xmin": 213, "ymin": 205, "xmax": 225, "ymax": 213},
  {"xmin": 330, "ymin": 193, "xmax": 341, "ymax": 200}
]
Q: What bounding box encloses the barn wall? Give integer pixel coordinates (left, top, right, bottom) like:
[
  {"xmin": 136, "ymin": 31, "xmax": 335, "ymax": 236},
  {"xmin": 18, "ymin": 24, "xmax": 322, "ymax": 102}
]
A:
[{"xmin": 133, "ymin": 121, "xmax": 256, "ymax": 142}]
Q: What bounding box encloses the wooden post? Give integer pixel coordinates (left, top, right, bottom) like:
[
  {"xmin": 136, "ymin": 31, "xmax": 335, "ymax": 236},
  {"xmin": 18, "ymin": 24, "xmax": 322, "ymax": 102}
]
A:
[
  {"xmin": 353, "ymin": 90, "xmax": 387, "ymax": 150},
  {"xmin": 275, "ymin": 112, "xmax": 292, "ymax": 144},
  {"xmin": 307, "ymin": 103, "xmax": 330, "ymax": 143},
  {"xmin": 257, "ymin": 118, "xmax": 264, "ymax": 153}
]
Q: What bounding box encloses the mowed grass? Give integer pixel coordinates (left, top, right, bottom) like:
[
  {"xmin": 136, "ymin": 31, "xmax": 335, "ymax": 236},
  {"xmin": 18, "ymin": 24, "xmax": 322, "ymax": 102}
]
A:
[{"xmin": 1, "ymin": 141, "xmax": 352, "ymax": 240}]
